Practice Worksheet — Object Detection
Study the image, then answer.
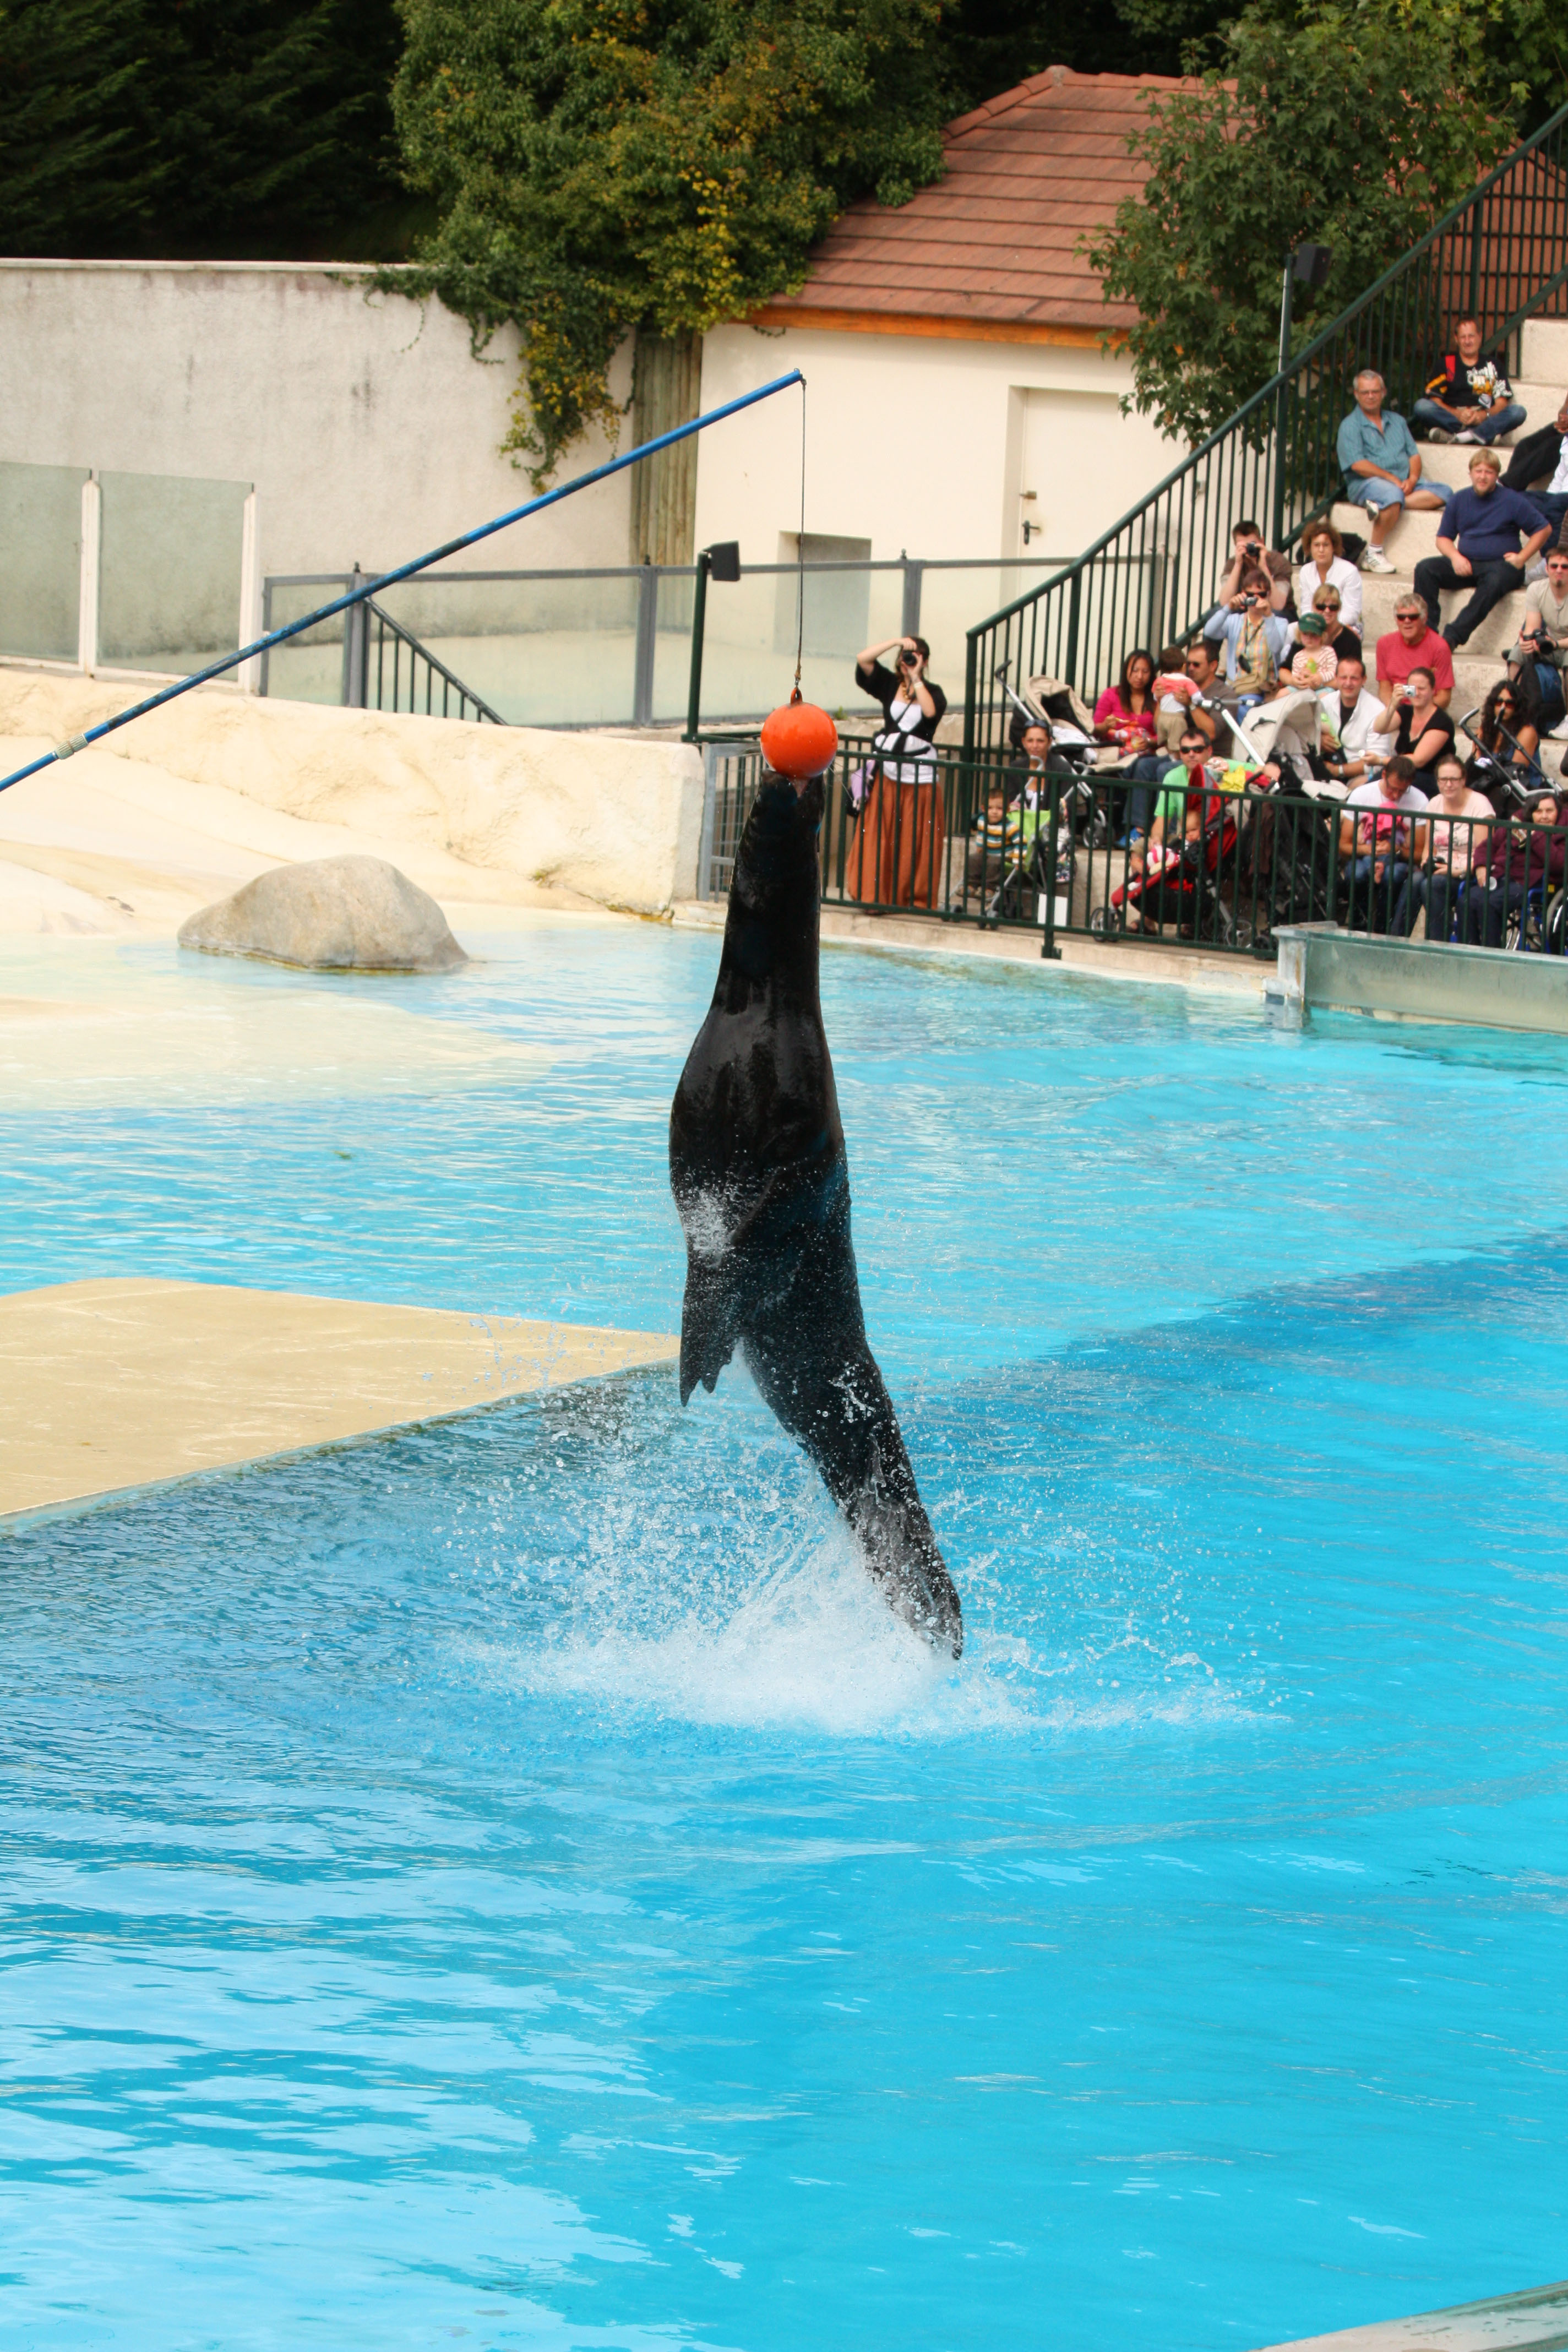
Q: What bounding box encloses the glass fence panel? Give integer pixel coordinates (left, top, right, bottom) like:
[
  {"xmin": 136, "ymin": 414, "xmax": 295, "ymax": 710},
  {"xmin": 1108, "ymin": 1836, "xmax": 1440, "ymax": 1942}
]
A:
[
  {"xmin": 258, "ymin": 559, "xmax": 1088, "ymax": 728},
  {"xmin": 97, "ymin": 472, "xmax": 249, "ymax": 674},
  {"xmin": 372, "ymin": 571, "xmax": 642, "ymax": 726},
  {"xmin": 262, "ymin": 578, "xmax": 352, "ymax": 705},
  {"xmin": 0, "ymin": 462, "xmax": 88, "ymax": 662},
  {"xmin": 913, "ymin": 560, "xmax": 1070, "ymax": 697},
  {"xmin": 669, "ymin": 565, "xmax": 905, "ymax": 726}
]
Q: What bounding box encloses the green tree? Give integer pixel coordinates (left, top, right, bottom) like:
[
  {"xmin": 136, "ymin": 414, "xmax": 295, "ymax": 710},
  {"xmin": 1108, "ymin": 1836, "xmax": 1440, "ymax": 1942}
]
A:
[
  {"xmin": 1085, "ymin": 0, "xmax": 1517, "ymax": 445},
  {"xmin": 0, "ymin": 0, "xmax": 165, "ymax": 248},
  {"xmin": 389, "ymin": 0, "xmax": 947, "ymax": 483},
  {"xmin": 0, "ymin": 0, "xmax": 406, "ymax": 259}
]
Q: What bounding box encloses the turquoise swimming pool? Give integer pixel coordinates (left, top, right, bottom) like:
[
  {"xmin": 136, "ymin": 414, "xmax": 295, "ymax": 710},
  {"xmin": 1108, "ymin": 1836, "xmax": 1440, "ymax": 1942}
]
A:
[{"xmin": 2, "ymin": 929, "xmax": 1565, "ymax": 2350}]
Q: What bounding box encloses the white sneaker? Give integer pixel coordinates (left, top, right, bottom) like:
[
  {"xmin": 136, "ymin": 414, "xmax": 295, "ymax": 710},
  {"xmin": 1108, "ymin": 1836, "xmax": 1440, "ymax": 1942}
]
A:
[
  {"xmin": 1551, "ymin": 714, "xmax": 1568, "ymax": 741},
  {"xmin": 1425, "ymin": 426, "xmax": 1454, "ymax": 444},
  {"xmin": 1455, "ymin": 429, "xmax": 1481, "ymax": 444},
  {"xmin": 1361, "ymin": 546, "xmax": 1397, "ymax": 574}
]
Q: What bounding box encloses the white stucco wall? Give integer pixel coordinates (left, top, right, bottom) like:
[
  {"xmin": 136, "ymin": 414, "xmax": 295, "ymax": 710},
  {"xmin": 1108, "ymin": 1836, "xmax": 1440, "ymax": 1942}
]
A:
[
  {"xmin": 695, "ymin": 322, "xmax": 1178, "ymax": 567},
  {"xmin": 0, "ymin": 261, "xmax": 633, "ymax": 585}
]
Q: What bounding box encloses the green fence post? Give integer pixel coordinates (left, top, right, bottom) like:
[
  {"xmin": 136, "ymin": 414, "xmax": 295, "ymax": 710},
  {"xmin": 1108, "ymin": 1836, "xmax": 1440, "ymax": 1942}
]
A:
[{"xmin": 683, "ymin": 552, "xmax": 711, "ymax": 743}]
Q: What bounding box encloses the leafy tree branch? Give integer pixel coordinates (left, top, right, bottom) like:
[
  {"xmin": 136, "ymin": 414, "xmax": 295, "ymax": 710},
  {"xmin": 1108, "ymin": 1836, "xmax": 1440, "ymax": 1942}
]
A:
[
  {"xmin": 387, "ymin": 0, "xmax": 948, "ymax": 483},
  {"xmin": 1086, "ymin": 0, "xmax": 1519, "ymax": 447}
]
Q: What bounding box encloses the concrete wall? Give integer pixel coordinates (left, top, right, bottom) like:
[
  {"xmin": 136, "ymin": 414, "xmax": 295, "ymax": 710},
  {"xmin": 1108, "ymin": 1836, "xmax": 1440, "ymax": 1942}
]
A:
[{"xmin": 0, "ymin": 262, "xmax": 634, "ymax": 585}]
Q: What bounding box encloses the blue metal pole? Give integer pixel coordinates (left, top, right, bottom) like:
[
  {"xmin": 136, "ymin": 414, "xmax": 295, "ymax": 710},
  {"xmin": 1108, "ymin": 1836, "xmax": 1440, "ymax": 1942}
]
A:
[{"xmin": 0, "ymin": 368, "xmax": 805, "ymax": 798}]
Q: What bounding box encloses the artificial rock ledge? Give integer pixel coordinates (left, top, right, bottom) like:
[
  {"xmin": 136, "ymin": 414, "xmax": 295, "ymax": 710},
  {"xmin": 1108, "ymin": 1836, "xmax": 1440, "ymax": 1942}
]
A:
[{"xmin": 178, "ymin": 854, "xmax": 467, "ymax": 973}]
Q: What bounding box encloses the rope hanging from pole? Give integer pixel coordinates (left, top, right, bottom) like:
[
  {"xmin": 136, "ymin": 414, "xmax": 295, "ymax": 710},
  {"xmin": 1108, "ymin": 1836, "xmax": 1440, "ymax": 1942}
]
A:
[
  {"xmin": 792, "ymin": 377, "xmax": 807, "ymax": 705},
  {"xmin": 0, "ymin": 368, "xmax": 807, "ymax": 799}
]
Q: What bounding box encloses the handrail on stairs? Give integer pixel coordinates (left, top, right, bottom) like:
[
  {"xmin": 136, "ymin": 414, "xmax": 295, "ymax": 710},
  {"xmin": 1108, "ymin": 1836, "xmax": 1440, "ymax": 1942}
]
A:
[
  {"xmin": 963, "ymin": 96, "xmax": 1568, "ymax": 757},
  {"xmin": 341, "ymin": 583, "xmax": 509, "ymax": 727}
]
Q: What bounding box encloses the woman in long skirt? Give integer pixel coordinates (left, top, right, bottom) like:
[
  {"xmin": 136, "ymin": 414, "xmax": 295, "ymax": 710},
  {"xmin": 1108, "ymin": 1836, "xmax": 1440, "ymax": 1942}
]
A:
[{"xmin": 848, "ymin": 635, "xmax": 948, "ymax": 908}]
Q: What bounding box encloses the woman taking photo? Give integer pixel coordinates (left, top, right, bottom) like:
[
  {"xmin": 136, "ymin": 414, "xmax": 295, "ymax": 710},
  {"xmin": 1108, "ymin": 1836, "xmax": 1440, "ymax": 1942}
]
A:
[
  {"xmin": 1295, "ymin": 524, "xmax": 1363, "ymax": 637},
  {"xmin": 1379, "ymin": 664, "xmax": 1455, "ymax": 794},
  {"xmin": 850, "ymin": 634, "xmax": 948, "ymax": 908}
]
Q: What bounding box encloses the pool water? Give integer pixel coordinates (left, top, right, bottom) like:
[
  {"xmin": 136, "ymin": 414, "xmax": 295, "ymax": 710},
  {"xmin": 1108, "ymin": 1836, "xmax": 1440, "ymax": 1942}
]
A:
[{"xmin": 2, "ymin": 928, "xmax": 1566, "ymax": 2351}]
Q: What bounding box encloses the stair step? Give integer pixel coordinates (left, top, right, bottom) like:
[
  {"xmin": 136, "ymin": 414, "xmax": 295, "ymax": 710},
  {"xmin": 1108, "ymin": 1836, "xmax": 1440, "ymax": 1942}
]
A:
[
  {"xmin": 1330, "ymin": 502, "xmax": 1447, "ymax": 564},
  {"xmin": 1520, "ymin": 318, "xmax": 1568, "ymax": 382}
]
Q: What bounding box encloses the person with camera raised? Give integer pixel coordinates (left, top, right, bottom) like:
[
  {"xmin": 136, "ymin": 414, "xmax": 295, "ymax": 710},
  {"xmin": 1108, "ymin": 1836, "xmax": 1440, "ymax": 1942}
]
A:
[
  {"xmin": 855, "ymin": 633, "xmax": 945, "ymax": 748},
  {"xmin": 850, "ymin": 633, "xmax": 948, "ymax": 908},
  {"xmin": 1202, "ymin": 568, "xmax": 1293, "ymax": 714},
  {"xmin": 1507, "ymin": 543, "xmax": 1568, "ymax": 728},
  {"xmin": 1217, "ymin": 520, "xmax": 1292, "ymax": 615}
]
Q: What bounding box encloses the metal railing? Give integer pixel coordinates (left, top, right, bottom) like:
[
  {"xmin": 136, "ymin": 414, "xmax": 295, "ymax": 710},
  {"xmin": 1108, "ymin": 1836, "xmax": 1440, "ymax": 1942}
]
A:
[
  {"xmin": 699, "ymin": 739, "xmax": 1568, "ymax": 960},
  {"xmin": 340, "ymin": 577, "xmax": 507, "ymax": 725},
  {"xmin": 260, "ymin": 553, "xmax": 1075, "ymax": 731},
  {"xmin": 963, "ymin": 99, "xmax": 1568, "ymax": 760}
]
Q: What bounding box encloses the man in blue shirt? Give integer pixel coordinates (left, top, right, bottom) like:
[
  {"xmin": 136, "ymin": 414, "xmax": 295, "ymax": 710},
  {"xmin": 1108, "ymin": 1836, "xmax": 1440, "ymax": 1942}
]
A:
[
  {"xmin": 1413, "ymin": 447, "xmax": 1551, "ymax": 649},
  {"xmin": 1337, "ymin": 368, "xmax": 1452, "ymax": 575}
]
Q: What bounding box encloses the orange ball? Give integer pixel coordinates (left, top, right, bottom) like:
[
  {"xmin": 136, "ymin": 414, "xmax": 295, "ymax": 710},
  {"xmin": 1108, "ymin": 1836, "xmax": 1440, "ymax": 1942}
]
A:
[{"xmin": 760, "ymin": 697, "xmax": 839, "ymax": 779}]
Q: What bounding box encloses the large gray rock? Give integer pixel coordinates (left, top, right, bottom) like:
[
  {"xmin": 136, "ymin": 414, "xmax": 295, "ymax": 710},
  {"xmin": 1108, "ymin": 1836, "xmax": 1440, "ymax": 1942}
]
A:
[{"xmin": 178, "ymin": 856, "xmax": 467, "ymax": 973}]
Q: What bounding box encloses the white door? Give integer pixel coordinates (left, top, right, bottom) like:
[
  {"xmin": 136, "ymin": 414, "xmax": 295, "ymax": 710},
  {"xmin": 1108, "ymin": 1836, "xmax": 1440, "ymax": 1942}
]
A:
[{"xmin": 1016, "ymin": 389, "xmax": 1135, "ymax": 562}]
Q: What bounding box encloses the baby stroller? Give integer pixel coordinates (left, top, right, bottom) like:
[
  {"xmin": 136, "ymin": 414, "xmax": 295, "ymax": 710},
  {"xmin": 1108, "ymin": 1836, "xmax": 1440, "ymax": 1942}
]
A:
[
  {"xmin": 1194, "ymin": 689, "xmax": 1347, "ymax": 943},
  {"xmin": 1093, "ymin": 785, "xmax": 1242, "ymax": 941},
  {"xmin": 995, "ymin": 662, "xmax": 1109, "ymax": 850}
]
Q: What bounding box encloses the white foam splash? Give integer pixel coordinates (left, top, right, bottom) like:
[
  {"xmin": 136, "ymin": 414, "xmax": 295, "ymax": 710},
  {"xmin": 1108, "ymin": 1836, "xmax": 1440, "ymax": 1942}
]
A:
[{"xmin": 465, "ymin": 1525, "xmax": 1036, "ymax": 1740}]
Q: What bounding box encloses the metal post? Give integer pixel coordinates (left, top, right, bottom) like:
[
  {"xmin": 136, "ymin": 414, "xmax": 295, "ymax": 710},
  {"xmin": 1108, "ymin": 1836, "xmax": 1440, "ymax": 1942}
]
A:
[
  {"xmin": 78, "ymin": 475, "xmax": 100, "ymax": 674},
  {"xmin": 697, "ymin": 741, "xmax": 720, "ymax": 897},
  {"xmin": 900, "ymin": 556, "xmax": 923, "ymax": 641},
  {"xmin": 1468, "ymin": 195, "xmax": 1483, "ymax": 324},
  {"xmin": 1064, "ymin": 569, "xmax": 1083, "ymax": 692},
  {"xmin": 683, "ymin": 552, "xmax": 711, "ymax": 742},
  {"xmin": 1041, "ymin": 778, "xmax": 1062, "ymax": 960},
  {"xmin": 633, "ymin": 563, "xmax": 657, "ymax": 726},
  {"xmin": 237, "ymin": 489, "xmax": 260, "ymax": 694},
  {"xmin": 1272, "ymin": 258, "xmax": 1293, "ymax": 553},
  {"xmin": 341, "ymin": 567, "xmax": 369, "ymax": 708}
]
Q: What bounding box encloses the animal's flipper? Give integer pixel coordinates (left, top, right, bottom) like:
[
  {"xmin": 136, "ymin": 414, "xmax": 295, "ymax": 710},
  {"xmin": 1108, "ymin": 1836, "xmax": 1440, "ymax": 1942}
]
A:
[
  {"xmin": 745, "ymin": 1313, "xmax": 963, "ymax": 1659},
  {"xmin": 678, "ymin": 1250, "xmax": 743, "ymax": 1406},
  {"xmin": 676, "ymin": 1161, "xmax": 834, "ymax": 1408},
  {"xmin": 843, "ymin": 1456, "xmax": 964, "ymax": 1660}
]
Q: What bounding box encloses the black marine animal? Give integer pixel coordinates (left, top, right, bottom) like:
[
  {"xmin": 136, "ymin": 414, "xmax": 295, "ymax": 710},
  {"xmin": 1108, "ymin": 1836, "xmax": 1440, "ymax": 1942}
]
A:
[{"xmin": 668, "ymin": 767, "xmax": 962, "ymax": 1657}]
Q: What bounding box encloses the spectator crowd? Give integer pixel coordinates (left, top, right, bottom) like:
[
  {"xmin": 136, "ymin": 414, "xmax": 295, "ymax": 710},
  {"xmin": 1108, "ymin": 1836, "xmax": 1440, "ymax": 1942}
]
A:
[{"xmin": 956, "ymin": 317, "xmax": 1568, "ymax": 949}]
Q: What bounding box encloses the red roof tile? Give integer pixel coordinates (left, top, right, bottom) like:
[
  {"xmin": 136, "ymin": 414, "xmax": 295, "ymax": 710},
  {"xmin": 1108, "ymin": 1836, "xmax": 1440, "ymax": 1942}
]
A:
[{"xmin": 756, "ymin": 68, "xmax": 1188, "ymax": 337}]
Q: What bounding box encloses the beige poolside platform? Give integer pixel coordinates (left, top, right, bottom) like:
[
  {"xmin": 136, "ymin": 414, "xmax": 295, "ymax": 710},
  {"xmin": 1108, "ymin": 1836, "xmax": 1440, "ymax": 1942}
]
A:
[
  {"xmin": 1259, "ymin": 2279, "xmax": 1568, "ymax": 2352},
  {"xmin": 0, "ymin": 1276, "xmax": 679, "ymax": 1524}
]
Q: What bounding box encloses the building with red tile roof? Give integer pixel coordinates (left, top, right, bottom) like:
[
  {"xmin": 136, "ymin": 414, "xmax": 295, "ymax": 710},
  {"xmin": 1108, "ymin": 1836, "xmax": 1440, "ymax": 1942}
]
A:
[
  {"xmin": 753, "ymin": 66, "xmax": 1189, "ymax": 346},
  {"xmin": 694, "ymin": 68, "xmax": 1189, "ymax": 638}
]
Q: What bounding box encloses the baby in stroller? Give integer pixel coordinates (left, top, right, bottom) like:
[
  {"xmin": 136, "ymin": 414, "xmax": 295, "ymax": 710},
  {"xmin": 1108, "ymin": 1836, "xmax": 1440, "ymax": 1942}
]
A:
[{"xmin": 1111, "ymin": 729, "xmax": 1238, "ymax": 933}]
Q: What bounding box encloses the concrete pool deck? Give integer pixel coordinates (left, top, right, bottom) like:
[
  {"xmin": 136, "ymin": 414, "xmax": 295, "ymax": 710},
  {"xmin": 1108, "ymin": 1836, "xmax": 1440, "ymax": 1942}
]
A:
[
  {"xmin": 1260, "ymin": 2279, "xmax": 1568, "ymax": 2351},
  {"xmin": 0, "ymin": 1276, "xmax": 679, "ymax": 1525},
  {"xmin": 674, "ymin": 899, "xmax": 1265, "ymax": 997}
]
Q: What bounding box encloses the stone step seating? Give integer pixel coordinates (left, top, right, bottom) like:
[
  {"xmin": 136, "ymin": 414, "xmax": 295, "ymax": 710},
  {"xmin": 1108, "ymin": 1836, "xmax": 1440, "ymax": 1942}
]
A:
[{"xmin": 1322, "ymin": 319, "xmax": 1568, "ymax": 714}]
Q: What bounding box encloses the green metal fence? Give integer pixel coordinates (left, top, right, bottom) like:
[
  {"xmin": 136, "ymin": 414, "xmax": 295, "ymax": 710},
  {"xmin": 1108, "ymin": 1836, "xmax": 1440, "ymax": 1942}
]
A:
[
  {"xmin": 962, "ymin": 98, "xmax": 1568, "ymax": 760},
  {"xmin": 701, "ymin": 740, "xmax": 1568, "ymax": 959}
]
